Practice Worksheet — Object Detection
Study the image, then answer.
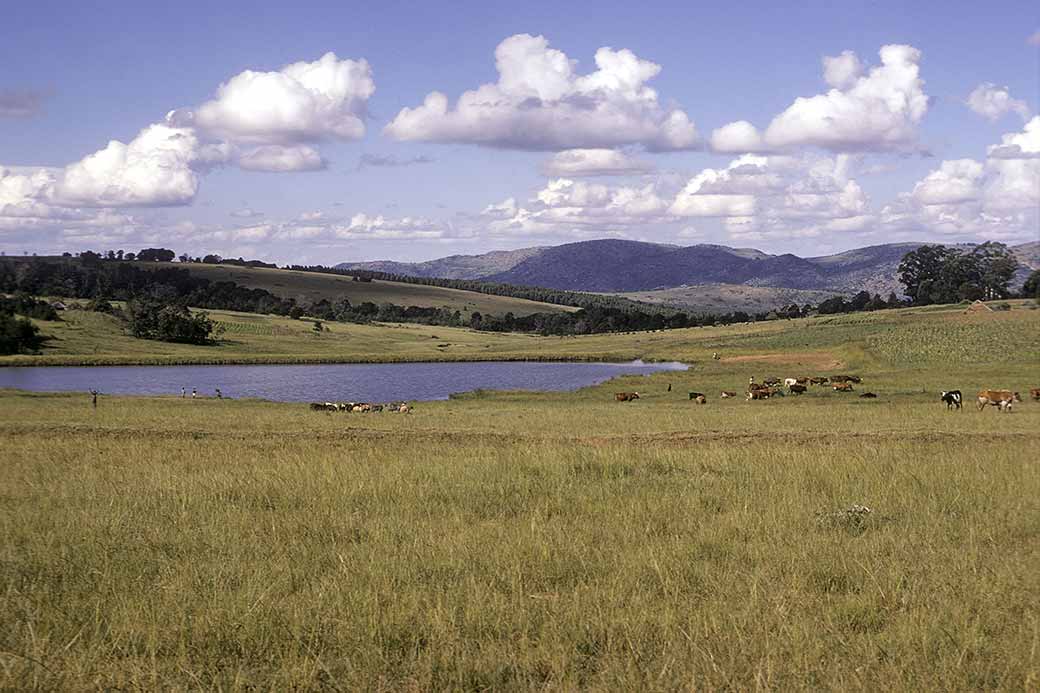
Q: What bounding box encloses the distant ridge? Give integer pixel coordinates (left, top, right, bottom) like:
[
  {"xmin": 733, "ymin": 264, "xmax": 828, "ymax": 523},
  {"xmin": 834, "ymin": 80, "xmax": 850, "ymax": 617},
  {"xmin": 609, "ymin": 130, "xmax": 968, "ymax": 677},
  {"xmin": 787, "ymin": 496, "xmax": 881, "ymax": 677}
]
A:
[{"xmin": 339, "ymin": 239, "xmax": 1036, "ymax": 300}]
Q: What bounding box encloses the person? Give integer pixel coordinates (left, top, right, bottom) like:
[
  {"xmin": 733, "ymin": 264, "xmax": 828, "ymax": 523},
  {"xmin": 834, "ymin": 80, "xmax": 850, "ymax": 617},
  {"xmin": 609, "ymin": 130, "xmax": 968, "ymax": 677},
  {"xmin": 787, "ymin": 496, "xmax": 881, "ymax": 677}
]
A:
[
  {"xmin": 90, "ymin": 389, "xmax": 98, "ymax": 408},
  {"xmin": 215, "ymin": 388, "xmax": 222, "ymax": 399},
  {"xmin": 181, "ymin": 387, "xmax": 186, "ymax": 398},
  {"xmin": 667, "ymin": 383, "xmax": 672, "ymax": 392},
  {"xmin": 191, "ymin": 388, "xmax": 197, "ymax": 399}
]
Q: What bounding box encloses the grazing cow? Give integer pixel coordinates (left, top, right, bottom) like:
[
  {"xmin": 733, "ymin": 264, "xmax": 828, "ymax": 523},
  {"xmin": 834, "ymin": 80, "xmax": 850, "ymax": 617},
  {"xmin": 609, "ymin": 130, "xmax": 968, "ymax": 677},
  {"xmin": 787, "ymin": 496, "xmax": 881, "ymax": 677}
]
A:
[
  {"xmin": 809, "ymin": 376, "xmax": 828, "ymax": 385},
  {"xmin": 310, "ymin": 402, "xmax": 326, "ymax": 411},
  {"xmin": 747, "ymin": 387, "xmax": 780, "ymax": 400},
  {"xmin": 784, "ymin": 378, "xmax": 798, "ymax": 387},
  {"xmin": 1030, "ymin": 387, "xmax": 1040, "ymax": 401},
  {"xmin": 859, "ymin": 392, "xmax": 877, "ymax": 399},
  {"xmin": 720, "ymin": 391, "xmax": 736, "ymax": 398},
  {"xmin": 694, "ymin": 395, "xmax": 707, "ymax": 404},
  {"xmin": 398, "ymin": 403, "xmax": 411, "ymax": 413},
  {"xmin": 615, "ymin": 392, "xmax": 640, "ymax": 402},
  {"xmin": 847, "ymin": 376, "xmax": 862, "ymax": 384},
  {"xmin": 688, "ymin": 391, "xmax": 705, "ymax": 401},
  {"xmin": 832, "ymin": 382, "xmax": 854, "ymax": 392},
  {"xmin": 763, "ymin": 377, "xmax": 781, "ymax": 387},
  {"xmin": 371, "ymin": 404, "xmax": 384, "ymax": 412},
  {"xmin": 940, "ymin": 390, "xmax": 962, "ymax": 410},
  {"xmin": 789, "ymin": 384, "xmax": 807, "ymax": 395},
  {"xmin": 976, "ymin": 390, "xmax": 1021, "ymax": 411}
]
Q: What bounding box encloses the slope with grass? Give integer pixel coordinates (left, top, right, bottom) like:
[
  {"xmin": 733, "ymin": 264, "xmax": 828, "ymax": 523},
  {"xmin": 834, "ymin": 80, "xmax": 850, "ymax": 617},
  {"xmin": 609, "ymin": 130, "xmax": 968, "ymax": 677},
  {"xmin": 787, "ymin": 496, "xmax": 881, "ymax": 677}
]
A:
[
  {"xmin": 135, "ymin": 261, "xmax": 577, "ymax": 317},
  {"xmin": 2, "ymin": 299, "xmax": 1038, "ymax": 368},
  {"xmin": 1, "ymin": 304, "xmax": 1038, "ymax": 689}
]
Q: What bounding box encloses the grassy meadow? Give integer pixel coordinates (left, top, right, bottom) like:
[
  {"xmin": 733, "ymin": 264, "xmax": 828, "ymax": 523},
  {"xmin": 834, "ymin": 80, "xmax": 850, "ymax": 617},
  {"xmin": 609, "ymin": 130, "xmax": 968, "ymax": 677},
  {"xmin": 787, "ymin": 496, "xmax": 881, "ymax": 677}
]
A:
[{"xmin": 1, "ymin": 302, "xmax": 1038, "ymax": 690}]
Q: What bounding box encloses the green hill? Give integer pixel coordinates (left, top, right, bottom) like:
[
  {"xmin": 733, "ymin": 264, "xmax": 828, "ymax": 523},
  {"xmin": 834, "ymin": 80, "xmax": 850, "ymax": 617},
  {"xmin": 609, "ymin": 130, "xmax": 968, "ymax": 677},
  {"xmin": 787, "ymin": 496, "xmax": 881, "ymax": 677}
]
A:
[{"xmin": 137, "ymin": 262, "xmax": 576, "ymax": 317}]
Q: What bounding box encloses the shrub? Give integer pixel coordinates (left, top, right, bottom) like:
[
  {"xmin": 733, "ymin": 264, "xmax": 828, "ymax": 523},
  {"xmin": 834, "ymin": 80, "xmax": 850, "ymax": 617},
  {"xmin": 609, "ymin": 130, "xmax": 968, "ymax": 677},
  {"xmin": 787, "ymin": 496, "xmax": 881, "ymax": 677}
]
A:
[
  {"xmin": 125, "ymin": 299, "xmax": 215, "ymax": 344},
  {"xmin": 0, "ymin": 312, "xmax": 46, "ymax": 354}
]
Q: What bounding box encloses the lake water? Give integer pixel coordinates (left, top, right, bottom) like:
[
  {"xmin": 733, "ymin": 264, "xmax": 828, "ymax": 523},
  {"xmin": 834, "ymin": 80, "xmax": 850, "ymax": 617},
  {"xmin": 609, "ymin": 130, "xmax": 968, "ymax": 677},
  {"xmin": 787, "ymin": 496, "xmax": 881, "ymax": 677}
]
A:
[{"xmin": 0, "ymin": 360, "xmax": 688, "ymax": 403}]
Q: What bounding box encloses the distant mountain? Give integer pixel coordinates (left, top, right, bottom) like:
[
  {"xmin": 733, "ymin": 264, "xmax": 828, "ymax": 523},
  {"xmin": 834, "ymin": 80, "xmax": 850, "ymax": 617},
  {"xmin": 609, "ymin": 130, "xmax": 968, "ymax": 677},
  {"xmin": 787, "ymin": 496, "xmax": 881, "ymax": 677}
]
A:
[{"xmin": 339, "ymin": 239, "xmax": 1038, "ymax": 300}]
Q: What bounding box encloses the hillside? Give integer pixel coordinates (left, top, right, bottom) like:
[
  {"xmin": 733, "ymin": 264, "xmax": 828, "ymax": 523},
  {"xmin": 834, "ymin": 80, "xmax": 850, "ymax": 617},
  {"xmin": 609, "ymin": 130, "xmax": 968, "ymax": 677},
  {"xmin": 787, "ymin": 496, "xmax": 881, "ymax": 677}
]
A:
[
  {"xmin": 339, "ymin": 240, "xmax": 1038, "ymax": 304},
  {"xmin": 136, "ymin": 262, "xmax": 576, "ymax": 317},
  {"xmin": 614, "ymin": 284, "xmax": 841, "ymax": 314}
]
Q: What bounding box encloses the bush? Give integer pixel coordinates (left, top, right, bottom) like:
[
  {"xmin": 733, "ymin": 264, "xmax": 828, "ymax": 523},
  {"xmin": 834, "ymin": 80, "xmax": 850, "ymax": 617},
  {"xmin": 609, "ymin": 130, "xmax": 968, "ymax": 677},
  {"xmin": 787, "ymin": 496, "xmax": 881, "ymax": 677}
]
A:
[
  {"xmin": 0, "ymin": 312, "xmax": 46, "ymax": 354},
  {"xmin": 125, "ymin": 299, "xmax": 215, "ymax": 344}
]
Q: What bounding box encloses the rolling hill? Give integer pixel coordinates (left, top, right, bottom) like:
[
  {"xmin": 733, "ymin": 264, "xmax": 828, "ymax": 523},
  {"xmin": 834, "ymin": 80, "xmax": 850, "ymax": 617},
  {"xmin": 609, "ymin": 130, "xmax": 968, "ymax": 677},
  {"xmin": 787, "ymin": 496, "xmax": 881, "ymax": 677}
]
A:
[{"xmin": 136, "ymin": 262, "xmax": 577, "ymax": 317}]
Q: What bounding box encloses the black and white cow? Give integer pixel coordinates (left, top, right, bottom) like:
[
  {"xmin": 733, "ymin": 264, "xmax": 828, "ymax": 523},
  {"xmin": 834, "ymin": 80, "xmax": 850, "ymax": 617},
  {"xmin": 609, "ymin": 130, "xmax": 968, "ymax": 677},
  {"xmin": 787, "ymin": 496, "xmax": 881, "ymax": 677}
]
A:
[{"xmin": 940, "ymin": 390, "xmax": 962, "ymax": 410}]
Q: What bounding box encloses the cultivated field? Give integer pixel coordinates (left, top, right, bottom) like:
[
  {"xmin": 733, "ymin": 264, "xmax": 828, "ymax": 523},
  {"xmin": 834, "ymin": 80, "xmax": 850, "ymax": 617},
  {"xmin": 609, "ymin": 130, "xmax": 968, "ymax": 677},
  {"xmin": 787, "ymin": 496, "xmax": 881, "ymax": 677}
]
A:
[
  {"xmin": 614, "ymin": 283, "xmax": 840, "ymax": 314},
  {"xmin": 137, "ymin": 261, "xmax": 577, "ymax": 317},
  {"xmin": 1, "ymin": 303, "xmax": 1038, "ymax": 690}
]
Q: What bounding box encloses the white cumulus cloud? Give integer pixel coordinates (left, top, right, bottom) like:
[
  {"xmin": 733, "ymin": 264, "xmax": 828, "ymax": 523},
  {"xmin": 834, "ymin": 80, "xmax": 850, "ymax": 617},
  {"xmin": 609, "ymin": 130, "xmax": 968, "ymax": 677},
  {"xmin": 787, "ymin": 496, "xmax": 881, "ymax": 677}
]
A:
[
  {"xmin": 713, "ymin": 45, "xmax": 928, "ymax": 153},
  {"xmin": 966, "ymin": 83, "xmax": 1031, "ymax": 122},
  {"xmin": 238, "ymin": 145, "xmax": 326, "ymax": 172},
  {"xmin": 384, "ymin": 34, "xmax": 698, "ymax": 151},
  {"xmin": 541, "ymin": 148, "xmax": 653, "ymax": 177}
]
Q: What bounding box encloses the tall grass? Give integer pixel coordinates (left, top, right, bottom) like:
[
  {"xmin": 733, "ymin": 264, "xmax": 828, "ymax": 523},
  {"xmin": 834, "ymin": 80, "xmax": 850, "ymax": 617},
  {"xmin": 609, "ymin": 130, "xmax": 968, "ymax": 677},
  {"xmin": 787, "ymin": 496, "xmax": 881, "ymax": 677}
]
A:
[{"xmin": 1, "ymin": 391, "xmax": 1037, "ymax": 690}]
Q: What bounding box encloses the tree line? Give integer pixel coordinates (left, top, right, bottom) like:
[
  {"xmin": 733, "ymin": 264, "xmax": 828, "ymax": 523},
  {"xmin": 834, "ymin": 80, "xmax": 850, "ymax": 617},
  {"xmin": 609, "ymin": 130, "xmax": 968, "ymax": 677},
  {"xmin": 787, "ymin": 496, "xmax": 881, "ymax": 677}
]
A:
[{"xmin": 897, "ymin": 242, "xmax": 1025, "ymax": 305}]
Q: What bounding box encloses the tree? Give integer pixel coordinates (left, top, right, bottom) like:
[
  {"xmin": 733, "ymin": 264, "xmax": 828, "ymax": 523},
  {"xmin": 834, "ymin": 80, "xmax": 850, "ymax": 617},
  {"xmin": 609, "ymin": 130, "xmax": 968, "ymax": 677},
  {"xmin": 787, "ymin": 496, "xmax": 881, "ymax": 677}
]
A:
[
  {"xmin": 126, "ymin": 299, "xmax": 214, "ymax": 344},
  {"xmin": 202, "ymin": 254, "xmax": 222, "ymax": 264},
  {"xmin": 137, "ymin": 248, "xmax": 176, "ymax": 262},
  {"xmin": 971, "ymin": 242, "xmax": 1018, "ymax": 299},
  {"xmin": 817, "ymin": 296, "xmax": 849, "ymax": 314},
  {"xmin": 849, "ymin": 290, "xmax": 872, "ymax": 312},
  {"xmin": 124, "ymin": 252, "xmax": 136, "ymax": 261},
  {"xmin": 1022, "ymin": 270, "xmax": 1040, "ymax": 300},
  {"xmin": 898, "ymin": 245, "xmax": 953, "ymax": 305},
  {"xmin": 0, "ymin": 312, "xmax": 45, "ymax": 354}
]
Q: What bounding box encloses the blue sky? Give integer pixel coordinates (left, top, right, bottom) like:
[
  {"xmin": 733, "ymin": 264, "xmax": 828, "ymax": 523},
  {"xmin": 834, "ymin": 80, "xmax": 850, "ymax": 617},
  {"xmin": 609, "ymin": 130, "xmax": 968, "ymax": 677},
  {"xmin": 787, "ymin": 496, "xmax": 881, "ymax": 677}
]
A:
[{"xmin": 1, "ymin": 0, "xmax": 1037, "ymax": 264}]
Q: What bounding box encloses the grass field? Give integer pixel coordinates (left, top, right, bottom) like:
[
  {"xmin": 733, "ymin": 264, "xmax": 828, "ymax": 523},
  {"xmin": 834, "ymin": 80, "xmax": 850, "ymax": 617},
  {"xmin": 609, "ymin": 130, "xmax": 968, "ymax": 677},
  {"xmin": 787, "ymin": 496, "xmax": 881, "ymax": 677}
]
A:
[
  {"xmin": 139, "ymin": 261, "xmax": 577, "ymax": 317},
  {"xmin": 1, "ymin": 303, "xmax": 1038, "ymax": 690},
  {"xmin": 614, "ymin": 283, "xmax": 840, "ymax": 314}
]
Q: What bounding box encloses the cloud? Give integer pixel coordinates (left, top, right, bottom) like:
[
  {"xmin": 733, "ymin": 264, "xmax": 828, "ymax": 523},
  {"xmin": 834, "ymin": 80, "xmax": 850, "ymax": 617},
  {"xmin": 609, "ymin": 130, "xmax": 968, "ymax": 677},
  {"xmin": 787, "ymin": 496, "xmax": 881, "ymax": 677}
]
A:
[
  {"xmin": 885, "ymin": 117, "xmax": 1039, "ymax": 240},
  {"xmin": 0, "ymin": 88, "xmax": 47, "ymax": 119},
  {"xmin": 230, "ymin": 208, "xmax": 264, "ymax": 218},
  {"xmin": 167, "ymin": 52, "xmax": 375, "ymax": 145},
  {"xmin": 911, "ymin": 159, "xmax": 984, "ymax": 205},
  {"xmin": 1029, "ymin": 30, "xmax": 1040, "ymax": 46},
  {"xmin": 357, "ymin": 153, "xmax": 435, "ymax": 170},
  {"xmin": 541, "ymin": 148, "xmax": 653, "ymax": 177},
  {"xmin": 966, "ymin": 83, "xmax": 1031, "ymax": 122},
  {"xmin": 333, "ymin": 213, "xmax": 448, "ymax": 240},
  {"xmin": 710, "ymin": 121, "xmax": 768, "ymax": 153},
  {"xmin": 385, "ymin": 34, "xmax": 698, "ymax": 151},
  {"xmin": 237, "ymin": 144, "xmax": 326, "ymax": 172},
  {"xmin": 713, "ymin": 45, "xmax": 928, "ymax": 153}
]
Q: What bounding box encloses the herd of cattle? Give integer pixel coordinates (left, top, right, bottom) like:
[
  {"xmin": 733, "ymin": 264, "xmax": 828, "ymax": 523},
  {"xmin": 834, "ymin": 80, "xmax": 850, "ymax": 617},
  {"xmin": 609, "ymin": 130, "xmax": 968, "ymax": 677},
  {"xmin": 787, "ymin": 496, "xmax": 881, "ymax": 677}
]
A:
[
  {"xmin": 615, "ymin": 378, "xmax": 1040, "ymax": 411},
  {"xmin": 310, "ymin": 401, "xmax": 411, "ymax": 413}
]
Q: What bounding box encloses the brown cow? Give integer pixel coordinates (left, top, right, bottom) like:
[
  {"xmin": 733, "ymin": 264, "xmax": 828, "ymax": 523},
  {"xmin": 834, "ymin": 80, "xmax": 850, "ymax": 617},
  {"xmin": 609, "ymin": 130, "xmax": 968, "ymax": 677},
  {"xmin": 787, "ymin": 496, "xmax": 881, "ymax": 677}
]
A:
[
  {"xmin": 809, "ymin": 376, "xmax": 828, "ymax": 385},
  {"xmin": 615, "ymin": 392, "xmax": 640, "ymax": 402},
  {"xmin": 720, "ymin": 391, "xmax": 737, "ymax": 398},
  {"xmin": 688, "ymin": 391, "xmax": 705, "ymax": 400},
  {"xmin": 747, "ymin": 387, "xmax": 779, "ymax": 400},
  {"xmin": 977, "ymin": 390, "xmax": 1021, "ymax": 411},
  {"xmin": 789, "ymin": 384, "xmax": 807, "ymax": 394},
  {"xmin": 832, "ymin": 382, "xmax": 854, "ymax": 392},
  {"xmin": 694, "ymin": 395, "xmax": 707, "ymax": 404},
  {"xmin": 763, "ymin": 377, "xmax": 782, "ymax": 387},
  {"xmin": 1030, "ymin": 388, "xmax": 1040, "ymax": 401}
]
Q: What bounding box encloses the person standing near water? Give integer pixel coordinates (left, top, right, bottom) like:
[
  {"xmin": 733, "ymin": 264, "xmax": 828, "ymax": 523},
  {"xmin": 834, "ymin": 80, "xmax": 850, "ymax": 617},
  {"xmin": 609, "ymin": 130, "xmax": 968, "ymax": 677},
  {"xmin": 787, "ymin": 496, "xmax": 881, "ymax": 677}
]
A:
[
  {"xmin": 215, "ymin": 388, "xmax": 222, "ymax": 399},
  {"xmin": 192, "ymin": 388, "xmax": 197, "ymax": 399},
  {"xmin": 181, "ymin": 387, "xmax": 186, "ymax": 398},
  {"xmin": 90, "ymin": 389, "xmax": 98, "ymax": 408}
]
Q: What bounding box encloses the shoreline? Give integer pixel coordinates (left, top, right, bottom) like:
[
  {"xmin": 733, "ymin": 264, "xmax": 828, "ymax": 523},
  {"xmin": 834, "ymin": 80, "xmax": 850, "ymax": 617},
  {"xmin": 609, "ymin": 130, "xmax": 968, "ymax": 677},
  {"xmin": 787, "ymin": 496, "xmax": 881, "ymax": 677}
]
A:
[{"xmin": 0, "ymin": 352, "xmax": 677, "ymax": 368}]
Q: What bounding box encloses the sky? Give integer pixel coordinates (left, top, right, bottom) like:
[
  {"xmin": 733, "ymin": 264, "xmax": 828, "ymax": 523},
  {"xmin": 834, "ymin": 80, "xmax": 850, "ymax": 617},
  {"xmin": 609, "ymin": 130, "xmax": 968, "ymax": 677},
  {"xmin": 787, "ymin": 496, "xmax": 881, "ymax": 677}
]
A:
[{"xmin": 1, "ymin": 0, "xmax": 1038, "ymax": 265}]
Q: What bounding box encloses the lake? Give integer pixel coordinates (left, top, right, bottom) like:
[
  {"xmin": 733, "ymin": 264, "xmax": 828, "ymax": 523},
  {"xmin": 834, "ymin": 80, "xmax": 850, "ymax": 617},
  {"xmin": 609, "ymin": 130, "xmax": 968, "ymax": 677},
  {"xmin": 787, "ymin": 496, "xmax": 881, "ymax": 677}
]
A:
[{"xmin": 0, "ymin": 360, "xmax": 688, "ymax": 403}]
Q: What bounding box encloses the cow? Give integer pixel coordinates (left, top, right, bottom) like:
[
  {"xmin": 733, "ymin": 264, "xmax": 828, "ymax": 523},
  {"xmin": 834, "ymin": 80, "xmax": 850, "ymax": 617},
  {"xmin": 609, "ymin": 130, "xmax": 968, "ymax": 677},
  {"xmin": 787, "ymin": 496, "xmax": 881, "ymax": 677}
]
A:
[
  {"xmin": 688, "ymin": 391, "xmax": 705, "ymax": 401},
  {"xmin": 940, "ymin": 390, "xmax": 962, "ymax": 410},
  {"xmin": 694, "ymin": 395, "xmax": 707, "ymax": 404},
  {"xmin": 310, "ymin": 402, "xmax": 329, "ymax": 411},
  {"xmin": 832, "ymin": 382, "xmax": 854, "ymax": 392},
  {"xmin": 720, "ymin": 391, "xmax": 737, "ymax": 398},
  {"xmin": 847, "ymin": 376, "xmax": 862, "ymax": 384},
  {"xmin": 1030, "ymin": 388, "xmax": 1040, "ymax": 401},
  {"xmin": 371, "ymin": 404, "xmax": 384, "ymax": 412},
  {"xmin": 789, "ymin": 384, "xmax": 807, "ymax": 395},
  {"xmin": 763, "ymin": 377, "xmax": 782, "ymax": 387},
  {"xmin": 747, "ymin": 387, "xmax": 781, "ymax": 400},
  {"xmin": 784, "ymin": 378, "xmax": 799, "ymax": 388},
  {"xmin": 809, "ymin": 377, "xmax": 829, "ymax": 385},
  {"xmin": 998, "ymin": 399, "xmax": 1015, "ymax": 413},
  {"xmin": 859, "ymin": 392, "xmax": 877, "ymax": 399},
  {"xmin": 615, "ymin": 392, "xmax": 640, "ymax": 402},
  {"xmin": 977, "ymin": 390, "xmax": 1021, "ymax": 412}
]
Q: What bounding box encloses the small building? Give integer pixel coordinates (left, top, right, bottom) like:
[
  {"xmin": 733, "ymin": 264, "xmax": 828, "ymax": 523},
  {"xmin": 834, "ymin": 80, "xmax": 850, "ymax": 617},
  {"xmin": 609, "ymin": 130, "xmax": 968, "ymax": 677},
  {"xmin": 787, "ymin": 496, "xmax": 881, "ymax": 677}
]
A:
[
  {"xmin": 50, "ymin": 301, "xmax": 67, "ymax": 311},
  {"xmin": 964, "ymin": 300, "xmax": 993, "ymax": 314}
]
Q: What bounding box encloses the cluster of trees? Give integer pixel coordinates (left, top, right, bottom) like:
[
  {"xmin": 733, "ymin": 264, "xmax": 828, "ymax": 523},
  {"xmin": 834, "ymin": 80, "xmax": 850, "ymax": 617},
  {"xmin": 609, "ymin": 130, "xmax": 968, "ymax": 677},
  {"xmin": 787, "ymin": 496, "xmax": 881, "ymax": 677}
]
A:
[
  {"xmin": 0, "ymin": 294, "xmax": 52, "ymax": 354},
  {"xmin": 816, "ymin": 291, "xmax": 905, "ymax": 315},
  {"xmin": 125, "ymin": 299, "xmax": 216, "ymax": 345},
  {"xmin": 898, "ymin": 242, "xmax": 1019, "ymax": 305}
]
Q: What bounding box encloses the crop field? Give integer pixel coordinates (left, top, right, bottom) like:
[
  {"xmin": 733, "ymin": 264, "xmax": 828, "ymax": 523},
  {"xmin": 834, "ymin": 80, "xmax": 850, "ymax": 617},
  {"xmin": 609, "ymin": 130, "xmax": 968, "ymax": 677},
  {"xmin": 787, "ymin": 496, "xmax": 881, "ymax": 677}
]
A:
[
  {"xmin": 1, "ymin": 302, "xmax": 1038, "ymax": 690},
  {"xmin": 138, "ymin": 261, "xmax": 577, "ymax": 317}
]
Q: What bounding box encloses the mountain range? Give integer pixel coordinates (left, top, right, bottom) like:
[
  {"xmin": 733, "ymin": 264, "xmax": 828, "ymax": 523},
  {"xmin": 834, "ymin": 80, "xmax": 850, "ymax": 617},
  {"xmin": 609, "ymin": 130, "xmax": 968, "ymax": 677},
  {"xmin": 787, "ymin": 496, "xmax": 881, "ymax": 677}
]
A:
[{"xmin": 338, "ymin": 239, "xmax": 1040, "ymax": 312}]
